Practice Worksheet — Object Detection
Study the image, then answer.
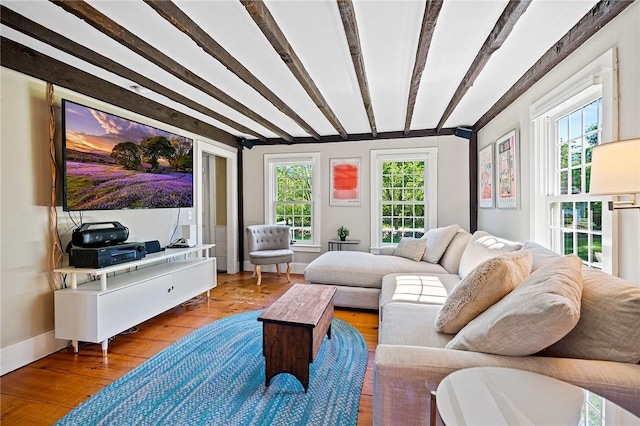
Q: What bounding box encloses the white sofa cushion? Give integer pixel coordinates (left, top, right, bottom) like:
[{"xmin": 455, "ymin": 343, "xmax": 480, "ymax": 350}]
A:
[
  {"xmin": 379, "ymin": 303, "xmax": 454, "ymax": 348},
  {"xmin": 439, "ymin": 229, "xmax": 472, "ymax": 275},
  {"xmin": 446, "ymin": 255, "xmax": 583, "ymax": 356},
  {"xmin": 540, "ymin": 268, "xmax": 640, "ymax": 363},
  {"xmin": 458, "ymin": 231, "xmax": 522, "ymax": 279},
  {"xmin": 435, "ymin": 250, "xmax": 533, "ymax": 334},
  {"xmin": 304, "ymin": 251, "xmax": 447, "ymax": 289},
  {"xmin": 421, "ymin": 224, "xmax": 461, "ymax": 263},
  {"xmin": 394, "ymin": 237, "xmax": 427, "ymax": 261}
]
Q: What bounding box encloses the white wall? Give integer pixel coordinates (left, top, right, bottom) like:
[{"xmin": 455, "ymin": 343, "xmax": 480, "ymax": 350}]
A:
[
  {"xmin": 477, "ymin": 2, "xmax": 640, "ymax": 282},
  {"xmin": 242, "ymin": 135, "xmax": 470, "ymax": 267},
  {"xmin": 0, "ymin": 67, "xmax": 235, "ymax": 373}
]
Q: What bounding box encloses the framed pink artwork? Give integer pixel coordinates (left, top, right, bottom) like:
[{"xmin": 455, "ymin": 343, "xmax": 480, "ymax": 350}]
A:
[
  {"xmin": 478, "ymin": 144, "xmax": 494, "ymax": 208},
  {"xmin": 330, "ymin": 158, "xmax": 360, "ymax": 206},
  {"xmin": 495, "ymin": 129, "xmax": 519, "ymax": 209}
]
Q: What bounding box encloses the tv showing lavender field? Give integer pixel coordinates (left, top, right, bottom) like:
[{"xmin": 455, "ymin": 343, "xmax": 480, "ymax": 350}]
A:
[{"xmin": 62, "ymin": 100, "xmax": 193, "ymax": 211}]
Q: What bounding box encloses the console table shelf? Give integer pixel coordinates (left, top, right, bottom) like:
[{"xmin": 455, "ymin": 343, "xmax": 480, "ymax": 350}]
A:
[{"xmin": 54, "ymin": 245, "xmax": 216, "ymax": 356}]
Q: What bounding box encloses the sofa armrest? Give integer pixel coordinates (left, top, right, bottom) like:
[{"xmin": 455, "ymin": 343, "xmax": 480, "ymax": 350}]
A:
[{"xmin": 373, "ymin": 345, "xmax": 640, "ymax": 426}]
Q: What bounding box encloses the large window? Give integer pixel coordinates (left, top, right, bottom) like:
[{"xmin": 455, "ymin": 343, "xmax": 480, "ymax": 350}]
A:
[
  {"xmin": 264, "ymin": 153, "xmax": 320, "ymax": 251},
  {"xmin": 531, "ymin": 49, "xmax": 617, "ymax": 274},
  {"xmin": 549, "ymin": 97, "xmax": 604, "ymax": 269},
  {"xmin": 370, "ymin": 148, "xmax": 437, "ymax": 247}
]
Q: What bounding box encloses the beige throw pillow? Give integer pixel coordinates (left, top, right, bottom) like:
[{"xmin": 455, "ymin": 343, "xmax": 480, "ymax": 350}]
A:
[
  {"xmin": 421, "ymin": 224, "xmax": 461, "ymax": 263},
  {"xmin": 445, "ymin": 255, "xmax": 583, "ymax": 356},
  {"xmin": 540, "ymin": 268, "xmax": 640, "ymax": 363},
  {"xmin": 393, "ymin": 238, "xmax": 427, "ymax": 262},
  {"xmin": 458, "ymin": 231, "xmax": 523, "ymax": 279},
  {"xmin": 435, "ymin": 250, "xmax": 533, "ymax": 334}
]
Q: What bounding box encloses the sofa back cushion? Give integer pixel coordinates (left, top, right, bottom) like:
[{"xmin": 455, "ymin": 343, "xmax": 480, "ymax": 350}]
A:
[
  {"xmin": 458, "ymin": 231, "xmax": 522, "ymax": 279},
  {"xmin": 445, "ymin": 255, "xmax": 583, "ymax": 356},
  {"xmin": 522, "ymin": 241, "xmax": 561, "ymax": 272},
  {"xmin": 421, "ymin": 224, "xmax": 461, "ymax": 263},
  {"xmin": 439, "ymin": 230, "xmax": 472, "ymax": 275},
  {"xmin": 435, "ymin": 250, "xmax": 533, "ymax": 334},
  {"xmin": 540, "ymin": 268, "xmax": 640, "ymax": 363}
]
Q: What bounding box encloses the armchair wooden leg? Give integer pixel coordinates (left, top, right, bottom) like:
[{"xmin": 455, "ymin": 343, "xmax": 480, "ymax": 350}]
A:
[
  {"xmin": 255, "ymin": 265, "xmax": 262, "ymax": 286},
  {"xmin": 276, "ymin": 263, "xmax": 281, "ymax": 275},
  {"xmin": 285, "ymin": 262, "xmax": 291, "ymax": 283}
]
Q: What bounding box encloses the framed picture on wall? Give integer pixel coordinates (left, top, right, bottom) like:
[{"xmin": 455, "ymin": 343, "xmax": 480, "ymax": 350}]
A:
[
  {"xmin": 478, "ymin": 144, "xmax": 494, "ymax": 208},
  {"xmin": 330, "ymin": 157, "xmax": 360, "ymax": 206},
  {"xmin": 495, "ymin": 129, "xmax": 519, "ymax": 209}
]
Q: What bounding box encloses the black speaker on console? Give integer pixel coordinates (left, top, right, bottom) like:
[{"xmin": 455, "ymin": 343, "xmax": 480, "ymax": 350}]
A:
[{"xmin": 144, "ymin": 240, "xmax": 164, "ymax": 254}]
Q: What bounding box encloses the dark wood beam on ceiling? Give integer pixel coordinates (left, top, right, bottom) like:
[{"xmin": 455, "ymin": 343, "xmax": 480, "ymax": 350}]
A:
[
  {"xmin": 403, "ymin": 0, "xmax": 443, "ymax": 135},
  {"xmin": 0, "ymin": 37, "xmax": 241, "ymax": 149},
  {"xmin": 337, "ymin": 0, "xmax": 377, "ymax": 138},
  {"xmin": 253, "ymin": 127, "xmax": 457, "ymax": 145},
  {"xmin": 145, "ymin": 0, "xmax": 321, "ymax": 141},
  {"xmin": 436, "ymin": 0, "xmax": 532, "ymax": 132},
  {"xmin": 0, "ymin": 5, "xmax": 266, "ymax": 143},
  {"xmin": 50, "ymin": 0, "xmax": 294, "ymax": 143},
  {"xmin": 241, "ymin": 0, "xmax": 349, "ymax": 140},
  {"xmin": 474, "ymin": 0, "xmax": 634, "ymax": 131}
]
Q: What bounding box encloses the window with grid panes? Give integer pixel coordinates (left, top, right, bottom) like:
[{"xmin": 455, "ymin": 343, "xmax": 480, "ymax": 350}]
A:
[
  {"xmin": 264, "ymin": 153, "xmax": 320, "ymax": 249},
  {"xmin": 549, "ymin": 97, "xmax": 603, "ymax": 268},
  {"xmin": 370, "ymin": 148, "xmax": 438, "ymax": 247}
]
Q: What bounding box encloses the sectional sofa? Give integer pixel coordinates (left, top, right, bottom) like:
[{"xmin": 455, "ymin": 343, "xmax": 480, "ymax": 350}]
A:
[{"xmin": 304, "ymin": 226, "xmax": 640, "ymax": 424}]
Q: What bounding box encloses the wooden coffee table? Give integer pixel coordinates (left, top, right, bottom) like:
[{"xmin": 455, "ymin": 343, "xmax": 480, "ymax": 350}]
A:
[{"xmin": 258, "ymin": 283, "xmax": 337, "ymax": 391}]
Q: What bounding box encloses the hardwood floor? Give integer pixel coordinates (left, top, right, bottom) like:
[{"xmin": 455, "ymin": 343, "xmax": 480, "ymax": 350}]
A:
[{"xmin": 0, "ymin": 272, "xmax": 378, "ymax": 425}]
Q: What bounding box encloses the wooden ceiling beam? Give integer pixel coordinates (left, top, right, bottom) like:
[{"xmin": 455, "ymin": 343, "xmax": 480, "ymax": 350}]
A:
[
  {"xmin": 253, "ymin": 126, "xmax": 457, "ymax": 145},
  {"xmin": 50, "ymin": 0, "xmax": 294, "ymax": 142},
  {"xmin": 0, "ymin": 37, "xmax": 241, "ymax": 149},
  {"xmin": 403, "ymin": 0, "xmax": 443, "ymax": 135},
  {"xmin": 474, "ymin": 0, "xmax": 634, "ymax": 131},
  {"xmin": 0, "ymin": 5, "xmax": 266, "ymax": 143},
  {"xmin": 145, "ymin": 0, "xmax": 321, "ymax": 141},
  {"xmin": 337, "ymin": 0, "xmax": 377, "ymax": 138},
  {"xmin": 241, "ymin": 0, "xmax": 349, "ymax": 140},
  {"xmin": 436, "ymin": 0, "xmax": 531, "ymax": 132}
]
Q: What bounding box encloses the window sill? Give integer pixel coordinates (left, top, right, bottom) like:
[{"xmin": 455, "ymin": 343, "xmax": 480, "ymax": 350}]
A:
[{"xmin": 290, "ymin": 244, "xmax": 321, "ymax": 253}]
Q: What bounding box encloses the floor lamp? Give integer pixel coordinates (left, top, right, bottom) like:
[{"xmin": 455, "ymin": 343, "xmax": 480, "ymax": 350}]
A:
[{"xmin": 589, "ymin": 138, "xmax": 640, "ymax": 209}]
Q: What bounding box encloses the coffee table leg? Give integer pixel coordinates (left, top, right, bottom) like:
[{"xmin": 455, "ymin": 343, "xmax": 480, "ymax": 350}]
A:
[{"xmin": 327, "ymin": 323, "xmax": 332, "ymax": 339}]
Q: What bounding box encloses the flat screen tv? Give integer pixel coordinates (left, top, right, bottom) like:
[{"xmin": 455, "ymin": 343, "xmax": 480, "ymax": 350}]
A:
[{"xmin": 62, "ymin": 99, "xmax": 194, "ymax": 211}]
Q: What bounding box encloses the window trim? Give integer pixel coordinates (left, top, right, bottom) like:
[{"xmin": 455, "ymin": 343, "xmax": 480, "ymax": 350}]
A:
[
  {"xmin": 530, "ymin": 48, "xmax": 618, "ymax": 274},
  {"xmin": 264, "ymin": 152, "xmax": 321, "ymax": 252},
  {"xmin": 369, "ymin": 147, "xmax": 438, "ymax": 249}
]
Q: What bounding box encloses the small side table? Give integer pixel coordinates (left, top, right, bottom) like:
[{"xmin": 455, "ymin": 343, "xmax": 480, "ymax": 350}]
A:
[{"xmin": 328, "ymin": 239, "xmax": 360, "ymax": 251}]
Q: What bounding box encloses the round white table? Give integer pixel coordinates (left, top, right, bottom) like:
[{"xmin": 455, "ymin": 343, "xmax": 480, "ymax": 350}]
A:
[{"xmin": 436, "ymin": 367, "xmax": 640, "ymax": 426}]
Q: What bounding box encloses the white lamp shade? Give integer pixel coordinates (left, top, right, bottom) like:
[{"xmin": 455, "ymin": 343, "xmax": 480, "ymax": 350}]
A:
[{"xmin": 589, "ymin": 138, "xmax": 640, "ymax": 195}]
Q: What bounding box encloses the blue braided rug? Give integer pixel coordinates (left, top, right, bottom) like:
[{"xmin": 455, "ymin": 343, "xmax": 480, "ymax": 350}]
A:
[{"xmin": 56, "ymin": 310, "xmax": 368, "ymax": 426}]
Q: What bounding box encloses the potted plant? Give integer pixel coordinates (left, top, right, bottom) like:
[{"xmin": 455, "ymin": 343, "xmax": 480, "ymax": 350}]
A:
[{"xmin": 337, "ymin": 226, "xmax": 350, "ymax": 241}]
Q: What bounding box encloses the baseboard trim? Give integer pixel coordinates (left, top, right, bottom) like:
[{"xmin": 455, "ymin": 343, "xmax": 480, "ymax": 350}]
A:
[
  {"xmin": 1, "ymin": 330, "xmax": 67, "ymax": 375},
  {"xmin": 243, "ymin": 261, "xmax": 308, "ymax": 276}
]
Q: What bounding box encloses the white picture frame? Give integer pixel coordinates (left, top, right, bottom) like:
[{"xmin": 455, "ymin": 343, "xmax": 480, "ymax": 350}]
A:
[
  {"xmin": 329, "ymin": 157, "xmax": 361, "ymax": 206},
  {"xmin": 495, "ymin": 129, "xmax": 519, "ymax": 209},
  {"xmin": 479, "ymin": 144, "xmax": 494, "ymax": 208}
]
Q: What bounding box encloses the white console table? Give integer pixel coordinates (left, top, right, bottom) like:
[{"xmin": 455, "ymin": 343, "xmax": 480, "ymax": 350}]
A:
[{"xmin": 54, "ymin": 245, "xmax": 216, "ymax": 356}]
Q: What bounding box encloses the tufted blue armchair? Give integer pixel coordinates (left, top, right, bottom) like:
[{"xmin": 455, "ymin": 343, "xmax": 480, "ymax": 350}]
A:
[{"xmin": 245, "ymin": 225, "xmax": 294, "ymax": 286}]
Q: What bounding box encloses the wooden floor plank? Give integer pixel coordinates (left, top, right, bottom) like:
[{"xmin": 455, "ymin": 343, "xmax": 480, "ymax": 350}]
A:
[{"xmin": 0, "ymin": 272, "xmax": 378, "ymax": 425}]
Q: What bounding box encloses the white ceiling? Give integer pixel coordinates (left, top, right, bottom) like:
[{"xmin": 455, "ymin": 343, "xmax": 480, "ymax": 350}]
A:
[{"xmin": 1, "ymin": 0, "xmax": 600, "ymax": 143}]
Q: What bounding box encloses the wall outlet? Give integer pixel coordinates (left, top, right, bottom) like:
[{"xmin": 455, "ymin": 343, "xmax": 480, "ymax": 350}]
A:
[{"xmin": 188, "ymin": 210, "xmax": 193, "ymax": 220}]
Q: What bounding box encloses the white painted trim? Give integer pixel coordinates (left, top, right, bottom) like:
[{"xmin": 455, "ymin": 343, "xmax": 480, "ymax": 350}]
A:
[
  {"xmin": 195, "ymin": 140, "xmax": 239, "ymax": 274},
  {"xmin": 369, "ymin": 147, "xmax": 438, "ymax": 247},
  {"xmin": 1, "ymin": 331, "xmax": 67, "ymax": 375},
  {"xmin": 263, "ymin": 152, "xmax": 322, "ymax": 247}
]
